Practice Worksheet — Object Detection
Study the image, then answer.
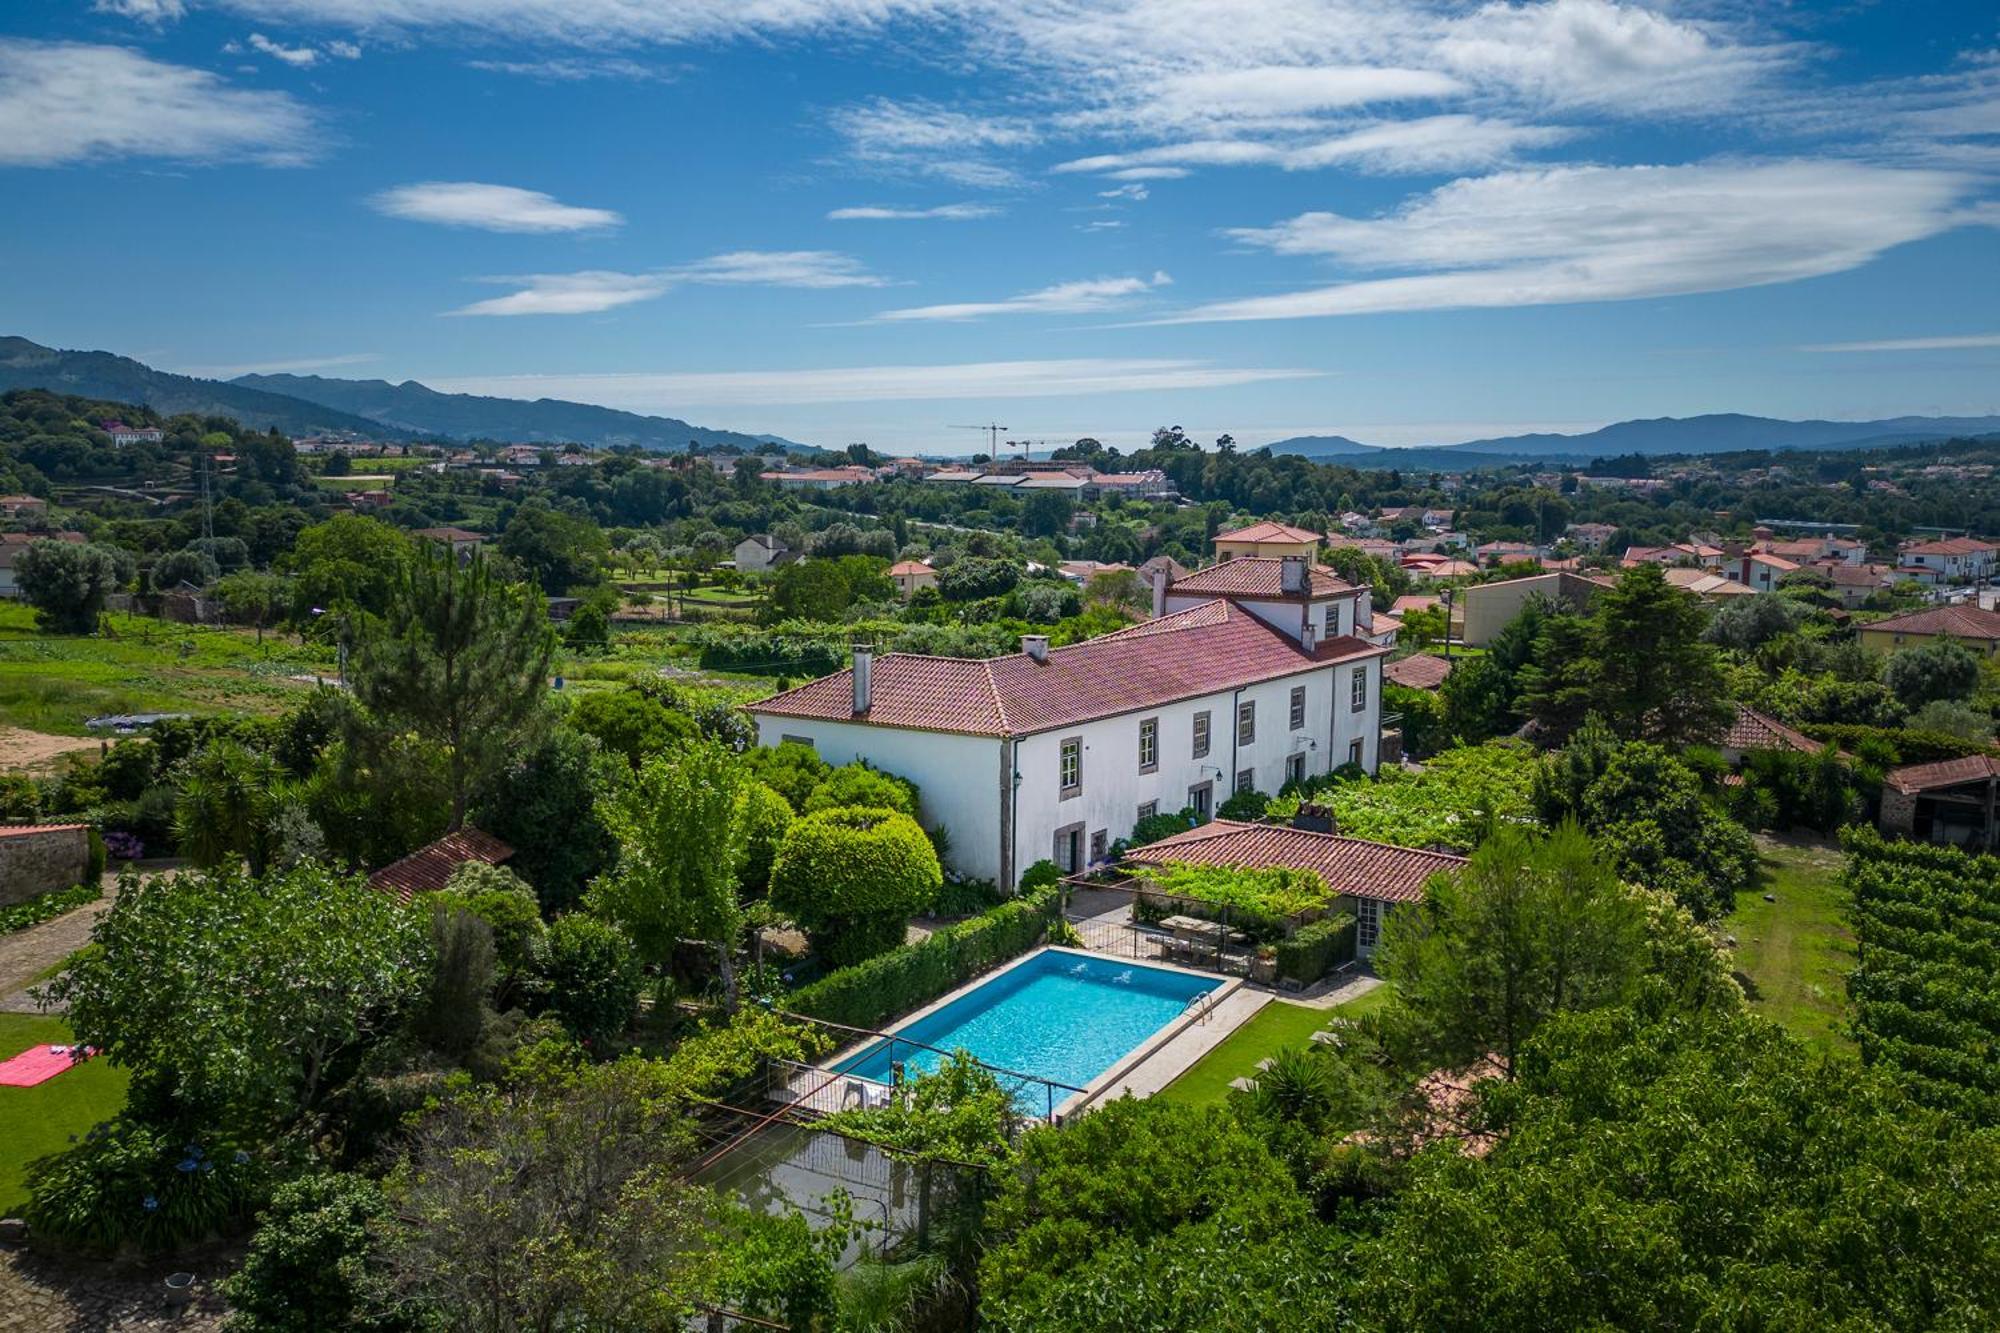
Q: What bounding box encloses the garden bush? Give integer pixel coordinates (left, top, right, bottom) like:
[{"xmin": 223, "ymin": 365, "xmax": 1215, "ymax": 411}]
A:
[
  {"xmin": 1217, "ymin": 787, "xmax": 1271, "ymax": 821},
  {"xmin": 1126, "ymin": 808, "xmax": 1202, "ymax": 849},
  {"xmin": 741, "ymin": 741, "xmax": 831, "ymax": 813},
  {"xmin": 785, "ymin": 885, "xmax": 1059, "ymax": 1030},
  {"xmin": 1799, "ymin": 722, "xmax": 1995, "ymax": 766},
  {"xmin": 25, "ymin": 1119, "xmax": 267, "ymax": 1255},
  {"xmin": 1018, "ymin": 859, "xmax": 1063, "ymax": 891},
  {"xmin": 803, "ymin": 763, "xmax": 919, "ymax": 817},
  {"xmin": 933, "ymin": 878, "xmax": 1004, "ymax": 916},
  {"xmin": 769, "ymin": 807, "xmax": 942, "ymax": 967},
  {"xmin": 0, "ymin": 881, "xmax": 99, "ymax": 935},
  {"xmin": 528, "ymin": 915, "xmax": 643, "ymax": 1051},
  {"xmin": 1274, "ymin": 913, "xmax": 1356, "ymax": 985},
  {"xmin": 221, "ymin": 1171, "xmax": 394, "ymax": 1332},
  {"xmin": 736, "ymin": 781, "xmax": 794, "ymax": 895}
]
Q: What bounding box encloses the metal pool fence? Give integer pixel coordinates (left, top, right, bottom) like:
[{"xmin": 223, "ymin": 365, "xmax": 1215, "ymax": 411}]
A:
[{"xmin": 768, "ymin": 1013, "xmax": 1091, "ymax": 1123}]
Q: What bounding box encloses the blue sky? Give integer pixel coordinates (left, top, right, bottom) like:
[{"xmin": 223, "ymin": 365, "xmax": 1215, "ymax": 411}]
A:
[{"xmin": 2, "ymin": 1, "xmax": 1997, "ymax": 454}]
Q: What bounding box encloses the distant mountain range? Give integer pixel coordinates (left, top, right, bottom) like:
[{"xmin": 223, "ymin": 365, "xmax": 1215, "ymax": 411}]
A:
[
  {"xmin": 1266, "ymin": 413, "xmax": 2000, "ymax": 466},
  {"xmin": 234, "ymin": 372, "xmax": 811, "ymax": 453},
  {"xmin": 0, "ymin": 337, "xmax": 813, "ymax": 452}
]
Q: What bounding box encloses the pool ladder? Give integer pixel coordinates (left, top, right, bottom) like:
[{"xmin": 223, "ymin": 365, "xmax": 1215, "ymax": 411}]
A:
[{"xmin": 1184, "ymin": 991, "xmax": 1217, "ymax": 1024}]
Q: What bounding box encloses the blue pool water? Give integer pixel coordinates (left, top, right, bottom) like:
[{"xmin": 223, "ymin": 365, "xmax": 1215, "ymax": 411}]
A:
[{"xmin": 833, "ymin": 949, "xmax": 1223, "ymax": 1113}]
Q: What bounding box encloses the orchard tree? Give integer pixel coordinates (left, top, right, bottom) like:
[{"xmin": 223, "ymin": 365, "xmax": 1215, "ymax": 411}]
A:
[
  {"xmin": 591, "ymin": 737, "xmax": 752, "ymax": 1007},
  {"xmin": 351, "ymin": 545, "xmax": 556, "ymax": 830},
  {"xmin": 283, "ymin": 514, "xmax": 410, "ymax": 620}
]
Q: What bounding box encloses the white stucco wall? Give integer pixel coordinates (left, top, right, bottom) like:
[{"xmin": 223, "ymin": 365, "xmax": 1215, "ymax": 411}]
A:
[{"xmin": 751, "ymin": 716, "xmax": 1007, "ymax": 882}]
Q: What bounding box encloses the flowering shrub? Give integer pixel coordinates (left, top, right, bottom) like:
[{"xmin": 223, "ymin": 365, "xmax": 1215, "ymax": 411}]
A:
[
  {"xmin": 103, "ymin": 830, "xmax": 145, "ymax": 862},
  {"xmin": 25, "ymin": 1117, "xmax": 266, "ymax": 1254}
]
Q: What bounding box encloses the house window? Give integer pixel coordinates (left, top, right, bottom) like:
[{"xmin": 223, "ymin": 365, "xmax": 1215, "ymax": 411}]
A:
[
  {"xmin": 1136, "ymin": 800, "xmax": 1158, "ymax": 824},
  {"xmin": 1192, "ymin": 710, "xmax": 1211, "ymax": 758},
  {"xmin": 1356, "ymin": 898, "xmax": 1382, "ymax": 955},
  {"xmin": 1289, "ymin": 685, "xmax": 1307, "ymax": 731},
  {"xmin": 1054, "ymin": 823, "xmax": 1085, "ymax": 874},
  {"xmin": 1236, "ymin": 700, "xmax": 1256, "ymax": 746},
  {"xmin": 1235, "ymin": 767, "xmax": 1255, "ymax": 793},
  {"xmin": 1059, "ymin": 737, "xmax": 1082, "ymax": 798},
  {"xmin": 1350, "ymin": 668, "xmax": 1368, "ymax": 713},
  {"xmin": 1286, "ymin": 752, "xmax": 1307, "ymax": 786},
  {"xmin": 1138, "ymin": 717, "xmax": 1158, "ymax": 773},
  {"xmin": 1090, "ymin": 829, "xmax": 1108, "ymax": 863},
  {"xmin": 780, "ymin": 735, "xmax": 816, "ymax": 749},
  {"xmin": 1348, "ymin": 738, "xmax": 1364, "ymax": 767},
  {"xmin": 1188, "ymin": 782, "xmax": 1213, "ymax": 820}
]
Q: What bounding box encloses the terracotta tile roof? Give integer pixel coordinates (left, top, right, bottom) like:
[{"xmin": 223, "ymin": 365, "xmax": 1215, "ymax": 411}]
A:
[
  {"xmin": 748, "ymin": 599, "xmax": 1386, "ymax": 738},
  {"xmin": 1719, "ymin": 705, "xmax": 1823, "ymax": 755},
  {"xmin": 887, "ymin": 560, "xmax": 935, "ymax": 576},
  {"xmin": 1390, "ymin": 594, "xmax": 1440, "ymax": 615},
  {"xmin": 1169, "ymin": 557, "xmax": 1356, "ymax": 600},
  {"xmin": 1826, "ymin": 564, "xmax": 1890, "ymax": 586},
  {"xmin": 1862, "ymin": 605, "xmax": 2000, "ymax": 640},
  {"xmin": 1384, "ymin": 654, "xmax": 1453, "ymax": 690},
  {"xmin": 1886, "ymin": 754, "xmax": 2000, "ymax": 795},
  {"xmin": 1745, "ymin": 552, "xmax": 1799, "ymax": 571},
  {"xmin": 1902, "ymin": 536, "xmax": 1997, "ymax": 556},
  {"xmin": 1424, "ymin": 560, "xmax": 1480, "ymax": 577},
  {"xmin": 1123, "ymin": 818, "xmax": 1466, "ymax": 904},
  {"xmin": 366, "ymin": 827, "xmax": 513, "ymax": 904},
  {"xmin": 1216, "ymin": 520, "xmax": 1322, "ymax": 544},
  {"xmin": 411, "ymin": 526, "xmax": 486, "ymax": 542},
  {"xmin": 0, "ymin": 823, "xmax": 88, "ymax": 839}
]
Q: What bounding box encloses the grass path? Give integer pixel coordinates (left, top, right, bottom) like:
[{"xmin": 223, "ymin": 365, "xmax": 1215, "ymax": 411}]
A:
[
  {"xmin": 0, "ymin": 1013, "xmax": 129, "ymax": 1215},
  {"xmin": 1157, "ymin": 985, "xmax": 1393, "ymax": 1107},
  {"xmin": 1724, "ymin": 835, "xmax": 1854, "ymax": 1054}
]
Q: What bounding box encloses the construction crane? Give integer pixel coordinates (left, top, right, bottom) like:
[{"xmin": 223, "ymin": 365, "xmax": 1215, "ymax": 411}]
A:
[{"xmin": 948, "ymin": 423, "xmax": 1009, "ymax": 455}]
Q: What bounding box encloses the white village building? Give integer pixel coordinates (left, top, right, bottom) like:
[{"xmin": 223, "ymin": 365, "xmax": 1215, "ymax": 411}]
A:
[{"xmin": 746, "ymin": 554, "xmax": 1390, "ymax": 889}]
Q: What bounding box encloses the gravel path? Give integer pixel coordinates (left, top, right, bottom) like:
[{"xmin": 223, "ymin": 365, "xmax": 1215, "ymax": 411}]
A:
[
  {"xmin": 0, "ymin": 1246, "xmax": 228, "ymax": 1331},
  {"xmin": 0, "ymin": 883, "xmax": 116, "ymax": 1013}
]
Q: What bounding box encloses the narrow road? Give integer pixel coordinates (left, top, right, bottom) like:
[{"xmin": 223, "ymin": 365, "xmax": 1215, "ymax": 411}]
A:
[{"xmin": 0, "ymin": 878, "xmax": 119, "ymax": 1013}]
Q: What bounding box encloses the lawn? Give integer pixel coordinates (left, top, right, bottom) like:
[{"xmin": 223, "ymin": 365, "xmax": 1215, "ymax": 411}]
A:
[
  {"xmin": 0, "ymin": 602, "xmax": 332, "ymax": 735},
  {"xmin": 0, "ymin": 1012, "xmax": 129, "ymax": 1215},
  {"xmin": 1724, "ymin": 836, "xmax": 1854, "ymax": 1054},
  {"xmin": 1157, "ymin": 984, "xmax": 1394, "ymax": 1108}
]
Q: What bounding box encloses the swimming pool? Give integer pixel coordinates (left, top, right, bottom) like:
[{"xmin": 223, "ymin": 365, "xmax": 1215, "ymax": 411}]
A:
[{"xmin": 832, "ymin": 948, "xmax": 1226, "ymax": 1116}]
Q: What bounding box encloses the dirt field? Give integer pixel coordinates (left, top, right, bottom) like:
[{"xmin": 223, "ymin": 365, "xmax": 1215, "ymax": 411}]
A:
[{"xmin": 0, "ymin": 727, "xmax": 100, "ymax": 774}]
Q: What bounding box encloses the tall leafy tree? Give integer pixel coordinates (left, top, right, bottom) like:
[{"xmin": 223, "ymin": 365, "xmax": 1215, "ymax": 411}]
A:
[
  {"xmin": 1377, "ymin": 822, "xmax": 1646, "ymax": 1078},
  {"xmin": 1584, "ymin": 563, "xmax": 1733, "ymax": 743},
  {"xmin": 14, "ymin": 539, "xmax": 126, "ymax": 634},
  {"xmin": 590, "ymin": 737, "xmax": 751, "ymax": 1008},
  {"xmin": 173, "ymin": 738, "xmax": 295, "ymax": 876},
  {"xmin": 351, "ymin": 545, "xmax": 555, "ymax": 830}
]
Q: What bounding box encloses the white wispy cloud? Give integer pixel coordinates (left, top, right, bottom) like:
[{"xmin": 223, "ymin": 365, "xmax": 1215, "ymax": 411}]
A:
[
  {"xmin": 1152, "ymin": 160, "xmax": 1979, "ymax": 324},
  {"xmin": 667, "ymin": 250, "xmax": 885, "ymax": 287},
  {"xmin": 0, "ymin": 39, "xmax": 319, "ymax": 166},
  {"xmin": 248, "ymin": 32, "xmax": 318, "ymax": 66},
  {"xmin": 1098, "ymin": 183, "xmax": 1148, "ymax": 200},
  {"xmin": 91, "ymin": 0, "xmax": 185, "ymax": 23},
  {"xmin": 827, "ymin": 202, "xmax": 999, "ymax": 220},
  {"xmin": 450, "ymin": 271, "xmax": 669, "ymax": 317},
  {"xmin": 465, "ymin": 56, "xmax": 663, "ymax": 81},
  {"xmin": 873, "ymin": 271, "xmax": 1170, "ymax": 322},
  {"xmin": 174, "ymin": 351, "xmax": 381, "ymax": 378},
  {"xmin": 1802, "ymin": 333, "xmax": 2000, "ymax": 353},
  {"xmin": 450, "ymin": 250, "xmax": 886, "ymax": 316},
  {"xmin": 370, "ymin": 181, "xmax": 622, "ymax": 232},
  {"xmin": 830, "ymin": 95, "xmax": 1036, "ymax": 186},
  {"xmin": 1054, "ymin": 116, "xmax": 1567, "ymax": 177},
  {"xmin": 429, "ymin": 357, "xmax": 1319, "ymax": 406}
]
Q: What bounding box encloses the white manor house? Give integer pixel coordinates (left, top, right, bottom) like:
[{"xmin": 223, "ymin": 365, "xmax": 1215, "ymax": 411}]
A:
[{"xmin": 748, "ymin": 539, "xmax": 1394, "ymax": 889}]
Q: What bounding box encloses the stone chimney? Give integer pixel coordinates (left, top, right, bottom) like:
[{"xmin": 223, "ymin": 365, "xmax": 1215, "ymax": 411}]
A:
[
  {"xmin": 1021, "ymin": 634, "xmax": 1049, "ymax": 663},
  {"xmin": 851, "ymin": 644, "xmax": 873, "ymax": 715},
  {"xmin": 1151, "ymin": 566, "xmax": 1168, "ymax": 618},
  {"xmin": 1280, "ymin": 554, "xmax": 1308, "ymax": 594},
  {"xmin": 1301, "ymin": 620, "xmax": 1317, "ymax": 654},
  {"xmin": 1290, "ymin": 801, "xmax": 1336, "ymax": 835}
]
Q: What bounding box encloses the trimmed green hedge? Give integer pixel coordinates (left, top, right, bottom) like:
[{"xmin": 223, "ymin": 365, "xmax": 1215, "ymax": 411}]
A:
[
  {"xmin": 785, "ymin": 885, "xmax": 1060, "ymax": 1031},
  {"xmin": 770, "ymin": 806, "xmax": 943, "ymax": 967},
  {"xmin": 1274, "ymin": 913, "xmax": 1356, "ymax": 985},
  {"xmin": 1800, "ymin": 723, "xmax": 1995, "ymax": 766}
]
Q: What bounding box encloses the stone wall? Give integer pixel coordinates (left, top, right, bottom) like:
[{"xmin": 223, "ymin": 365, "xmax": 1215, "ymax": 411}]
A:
[
  {"xmin": 0, "ymin": 825, "xmax": 90, "ymax": 907},
  {"xmin": 1878, "ymin": 787, "xmax": 1917, "ymax": 837}
]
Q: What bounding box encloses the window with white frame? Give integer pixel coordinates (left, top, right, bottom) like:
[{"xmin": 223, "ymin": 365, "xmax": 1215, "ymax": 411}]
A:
[
  {"xmin": 1235, "ymin": 767, "xmax": 1255, "ymax": 793},
  {"xmin": 1350, "ymin": 667, "xmax": 1368, "ymax": 713},
  {"xmin": 1236, "ymin": 699, "xmax": 1256, "ymax": 746},
  {"xmin": 1059, "ymin": 737, "xmax": 1082, "ymax": 797},
  {"xmin": 1289, "ymin": 685, "xmax": 1306, "ymax": 731},
  {"xmin": 1136, "ymin": 800, "xmax": 1157, "ymax": 823},
  {"xmin": 1356, "ymin": 898, "xmax": 1382, "ymax": 954},
  {"xmin": 1138, "ymin": 716, "xmax": 1158, "ymax": 773},
  {"xmin": 1188, "ymin": 782, "xmax": 1213, "ymax": 819},
  {"xmin": 1192, "ymin": 710, "xmax": 1210, "ymax": 758}
]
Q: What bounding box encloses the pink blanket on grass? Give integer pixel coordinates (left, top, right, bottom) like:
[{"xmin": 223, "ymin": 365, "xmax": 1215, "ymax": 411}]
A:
[{"xmin": 0, "ymin": 1044, "xmax": 87, "ymax": 1087}]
